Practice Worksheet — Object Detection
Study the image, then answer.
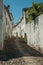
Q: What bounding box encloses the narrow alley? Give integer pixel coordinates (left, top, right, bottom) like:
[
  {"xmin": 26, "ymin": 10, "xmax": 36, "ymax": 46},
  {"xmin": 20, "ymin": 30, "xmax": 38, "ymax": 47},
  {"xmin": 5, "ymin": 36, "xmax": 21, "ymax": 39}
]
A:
[
  {"xmin": 0, "ymin": 37, "xmax": 43, "ymax": 65},
  {"xmin": 4, "ymin": 37, "xmax": 43, "ymax": 57},
  {"xmin": 0, "ymin": 0, "xmax": 43, "ymax": 65}
]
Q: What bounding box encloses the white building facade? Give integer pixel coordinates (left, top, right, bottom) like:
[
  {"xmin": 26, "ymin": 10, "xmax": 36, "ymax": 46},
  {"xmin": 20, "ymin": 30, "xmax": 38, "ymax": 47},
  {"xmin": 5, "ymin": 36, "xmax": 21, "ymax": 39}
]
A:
[
  {"xmin": 12, "ymin": 14, "xmax": 26, "ymax": 38},
  {"xmin": 25, "ymin": 14, "xmax": 43, "ymax": 54},
  {"xmin": 12, "ymin": 7, "xmax": 43, "ymax": 54},
  {"xmin": 0, "ymin": 0, "xmax": 13, "ymax": 50},
  {"xmin": 22, "ymin": 8, "xmax": 43, "ymax": 54},
  {"xmin": 4, "ymin": 5, "xmax": 13, "ymax": 38},
  {"xmin": 0, "ymin": 0, "xmax": 4, "ymax": 50}
]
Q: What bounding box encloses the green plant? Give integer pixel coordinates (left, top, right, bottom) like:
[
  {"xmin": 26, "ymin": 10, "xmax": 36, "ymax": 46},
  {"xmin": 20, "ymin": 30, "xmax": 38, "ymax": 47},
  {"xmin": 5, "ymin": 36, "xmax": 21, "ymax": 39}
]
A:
[{"xmin": 25, "ymin": 2, "xmax": 43, "ymax": 23}]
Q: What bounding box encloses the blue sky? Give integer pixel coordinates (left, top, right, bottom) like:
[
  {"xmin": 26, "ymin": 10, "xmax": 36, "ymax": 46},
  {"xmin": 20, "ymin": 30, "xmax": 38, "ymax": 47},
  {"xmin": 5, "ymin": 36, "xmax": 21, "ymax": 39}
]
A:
[{"xmin": 4, "ymin": 0, "xmax": 43, "ymax": 24}]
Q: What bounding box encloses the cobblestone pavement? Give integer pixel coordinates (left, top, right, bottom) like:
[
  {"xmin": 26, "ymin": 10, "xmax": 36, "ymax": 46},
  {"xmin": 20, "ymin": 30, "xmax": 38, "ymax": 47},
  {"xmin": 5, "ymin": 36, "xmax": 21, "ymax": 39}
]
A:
[
  {"xmin": 1, "ymin": 37, "xmax": 43, "ymax": 65},
  {"xmin": 0, "ymin": 57, "xmax": 26, "ymax": 65},
  {"xmin": 23, "ymin": 56, "xmax": 43, "ymax": 65},
  {"xmin": 0, "ymin": 56, "xmax": 43, "ymax": 65}
]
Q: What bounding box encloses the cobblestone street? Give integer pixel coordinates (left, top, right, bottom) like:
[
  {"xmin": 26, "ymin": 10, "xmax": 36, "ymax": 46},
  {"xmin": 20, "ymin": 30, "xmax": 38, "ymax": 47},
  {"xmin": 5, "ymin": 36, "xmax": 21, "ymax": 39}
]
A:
[
  {"xmin": 0, "ymin": 57, "xmax": 26, "ymax": 65},
  {"xmin": 0, "ymin": 56, "xmax": 43, "ymax": 65},
  {"xmin": 0, "ymin": 37, "xmax": 43, "ymax": 65}
]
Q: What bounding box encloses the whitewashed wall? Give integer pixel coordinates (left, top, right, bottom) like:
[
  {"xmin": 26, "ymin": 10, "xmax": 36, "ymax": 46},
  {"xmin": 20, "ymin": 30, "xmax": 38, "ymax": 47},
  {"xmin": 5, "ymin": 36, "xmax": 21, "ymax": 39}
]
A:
[
  {"xmin": 31, "ymin": 21, "xmax": 35, "ymax": 47},
  {"xmin": 38, "ymin": 14, "xmax": 43, "ymax": 53},
  {"xmin": 12, "ymin": 23, "xmax": 21, "ymax": 37},
  {"xmin": 25, "ymin": 21, "xmax": 35, "ymax": 46},
  {"xmin": 0, "ymin": 0, "xmax": 13, "ymax": 50},
  {"xmin": 6, "ymin": 11, "xmax": 12, "ymax": 37},
  {"xmin": 25, "ymin": 22, "xmax": 30, "ymax": 44},
  {"xmin": 12, "ymin": 14, "xmax": 26, "ymax": 38},
  {"xmin": 0, "ymin": 0, "xmax": 4, "ymax": 50},
  {"xmin": 26, "ymin": 14, "xmax": 43, "ymax": 54}
]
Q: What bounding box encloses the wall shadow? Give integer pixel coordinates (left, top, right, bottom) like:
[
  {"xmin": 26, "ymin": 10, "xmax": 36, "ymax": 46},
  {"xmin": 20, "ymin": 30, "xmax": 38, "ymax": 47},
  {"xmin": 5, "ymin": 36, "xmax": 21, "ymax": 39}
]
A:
[{"xmin": 0, "ymin": 37, "xmax": 43, "ymax": 61}]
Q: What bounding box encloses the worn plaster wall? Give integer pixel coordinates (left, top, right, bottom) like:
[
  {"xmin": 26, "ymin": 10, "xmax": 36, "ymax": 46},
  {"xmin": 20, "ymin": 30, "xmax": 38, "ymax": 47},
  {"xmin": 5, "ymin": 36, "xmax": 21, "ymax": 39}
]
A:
[
  {"xmin": 0, "ymin": 0, "xmax": 4, "ymax": 50},
  {"xmin": 26, "ymin": 14, "xmax": 43, "ymax": 54},
  {"xmin": 38, "ymin": 14, "xmax": 43, "ymax": 53}
]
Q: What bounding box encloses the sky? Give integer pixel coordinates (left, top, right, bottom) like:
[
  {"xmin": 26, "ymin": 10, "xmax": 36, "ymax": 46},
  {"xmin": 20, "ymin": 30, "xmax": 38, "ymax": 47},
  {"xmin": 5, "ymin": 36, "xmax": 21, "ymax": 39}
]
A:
[{"xmin": 4, "ymin": 0, "xmax": 43, "ymax": 24}]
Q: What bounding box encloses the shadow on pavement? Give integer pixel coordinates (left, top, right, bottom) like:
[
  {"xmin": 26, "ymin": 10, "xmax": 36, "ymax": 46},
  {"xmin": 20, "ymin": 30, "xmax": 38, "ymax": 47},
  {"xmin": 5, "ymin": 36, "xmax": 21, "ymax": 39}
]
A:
[{"xmin": 0, "ymin": 37, "xmax": 43, "ymax": 61}]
